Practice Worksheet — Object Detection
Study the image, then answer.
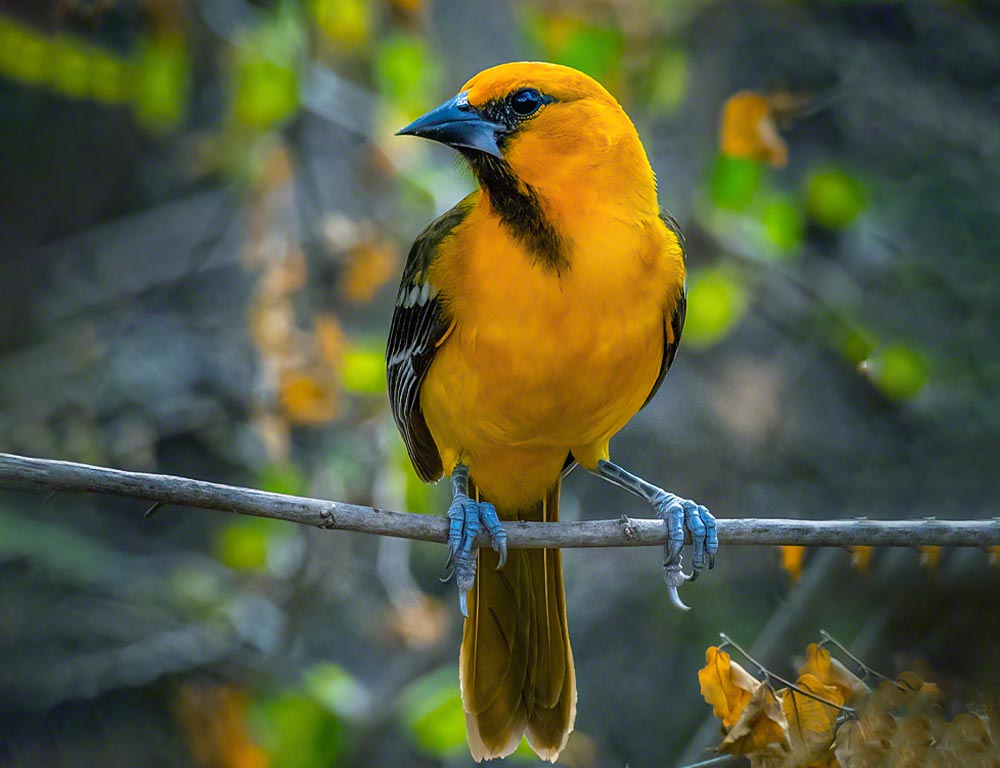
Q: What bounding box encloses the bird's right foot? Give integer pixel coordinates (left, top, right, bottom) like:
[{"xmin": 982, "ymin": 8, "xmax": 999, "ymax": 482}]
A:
[{"xmin": 444, "ymin": 464, "xmax": 507, "ymax": 617}]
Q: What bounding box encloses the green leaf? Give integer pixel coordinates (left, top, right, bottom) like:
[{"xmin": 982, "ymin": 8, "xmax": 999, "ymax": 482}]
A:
[
  {"xmin": 303, "ymin": 663, "xmax": 370, "ymax": 720},
  {"xmin": 837, "ymin": 326, "xmax": 874, "ymax": 365},
  {"xmin": 91, "ymin": 47, "xmax": 132, "ymax": 104},
  {"xmin": 342, "ymin": 342, "xmax": 387, "ymax": 395},
  {"xmin": 375, "ymin": 33, "xmax": 441, "ymax": 118},
  {"xmin": 551, "ymin": 23, "xmax": 622, "ymax": 83},
  {"xmin": 760, "ymin": 193, "xmax": 804, "ymax": 252},
  {"xmin": 710, "ymin": 155, "xmax": 762, "ymax": 211},
  {"xmin": 49, "ymin": 35, "xmax": 91, "ymax": 98},
  {"xmin": 400, "ymin": 666, "xmax": 468, "ymax": 757},
  {"xmin": 254, "ymin": 692, "xmax": 344, "ymax": 768},
  {"xmin": 864, "ymin": 344, "xmax": 929, "ymax": 400},
  {"xmin": 132, "ymin": 35, "xmax": 190, "ymax": 132},
  {"xmin": 230, "ymin": 1, "xmax": 304, "ymax": 129},
  {"xmin": 804, "ymin": 167, "xmax": 867, "ymax": 229},
  {"xmin": 0, "ymin": 18, "xmax": 48, "ymax": 85},
  {"xmin": 311, "ymin": 0, "xmax": 371, "ymax": 50},
  {"xmin": 258, "ymin": 463, "xmax": 306, "ymax": 496},
  {"xmin": 214, "ymin": 517, "xmax": 293, "ymax": 573},
  {"xmin": 647, "ymin": 47, "xmax": 689, "ymax": 113},
  {"xmin": 683, "ymin": 267, "xmax": 749, "ymax": 348},
  {"xmin": 233, "ymin": 58, "xmax": 299, "ymax": 128}
]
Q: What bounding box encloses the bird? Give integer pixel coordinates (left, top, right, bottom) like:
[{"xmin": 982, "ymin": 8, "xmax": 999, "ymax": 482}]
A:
[{"xmin": 386, "ymin": 62, "xmax": 718, "ymax": 763}]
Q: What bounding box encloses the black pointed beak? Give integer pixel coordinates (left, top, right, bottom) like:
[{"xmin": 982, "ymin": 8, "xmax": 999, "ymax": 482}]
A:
[{"xmin": 396, "ymin": 91, "xmax": 505, "ymax": 158}]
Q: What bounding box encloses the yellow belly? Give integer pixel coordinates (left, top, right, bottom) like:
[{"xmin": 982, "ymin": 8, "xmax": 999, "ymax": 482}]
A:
[{"xmin": 420, "ymin": 204, "xmax": 681, "ymax": 510}]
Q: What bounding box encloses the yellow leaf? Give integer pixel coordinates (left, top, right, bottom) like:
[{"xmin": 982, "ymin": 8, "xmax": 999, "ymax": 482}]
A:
[
  {"xmin": 989, "ymin": 546, "xmax": 1000, "ymax": 568},
  {"xmin": 870, "ymin": 672, "xmax": 942, "ymax": 717},
  {"xmin": 782, "ymin": 674, "xmax": 845, "ymax": 765},
  {"xmin": 721, "ymin": 681, "xmax": 789, "ymax": 756},
  {"xmin": 799, "ymin": 644, "xmax": 869, "ymax": 704},
  {"xmin": 850, "ymin": 546, "xmax": 873, "ymax": 573},
  {"xmin": 342, "ymin": 240, "xmax": 397, "ymax": 303},
  {"xmin": 719, "ymin": 91, "xmax": 788, "ymax": 168},
  {"xmin": 920, "ymin": 545, "xmax": 941, "ymax": 570},
  {"xmin": 896, "ymin": 671, "xmax": 942, "ymax": 701},
  {"xmin": 780, "ymin": 545, "xmax": 806, "ymax": 583},
  {"xmin": 279, "ymin": 369, "xmax": 339, "ymax": 424},
  {"xmin": 699, "ymin": 646, "xmax": 762, "ymax": 729},
  {"xmin": 315, "ymin": 314, "xmax": 347, "ymax": 365}
]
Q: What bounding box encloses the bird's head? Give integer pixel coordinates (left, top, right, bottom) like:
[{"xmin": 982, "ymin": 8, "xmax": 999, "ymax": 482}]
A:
[{"xmin": 397, "ymin": 62, "xmax": 658, "ymax": 222}]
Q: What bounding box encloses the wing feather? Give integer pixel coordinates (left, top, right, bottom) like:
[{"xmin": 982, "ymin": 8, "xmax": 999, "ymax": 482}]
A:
[
  {"xmin": 642, "ymin": 210, "xmax": 688, "ymax": 408},
  {"xmin": 386, "ymin": 198, "xmax": 473, "ymax": 481}
]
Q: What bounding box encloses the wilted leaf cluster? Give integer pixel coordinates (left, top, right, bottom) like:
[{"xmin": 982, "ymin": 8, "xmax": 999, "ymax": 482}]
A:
[{"xmin": 699, "ymin": 643, "xmax": 1000, "ymax": 768}]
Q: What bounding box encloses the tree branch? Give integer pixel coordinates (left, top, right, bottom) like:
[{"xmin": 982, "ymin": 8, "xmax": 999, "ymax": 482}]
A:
[{"xmin": 1, "ymin": 452, "xmax": 998, "ymax": 548}]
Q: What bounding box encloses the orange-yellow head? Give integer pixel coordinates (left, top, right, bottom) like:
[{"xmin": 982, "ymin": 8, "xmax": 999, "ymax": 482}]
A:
[{"xmin": 398, "ymin": 62, "xmax": 660, "ymax": 259}]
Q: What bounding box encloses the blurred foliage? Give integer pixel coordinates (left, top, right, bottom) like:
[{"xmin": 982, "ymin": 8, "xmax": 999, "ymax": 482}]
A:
[
  {"xmin": 2, "ymin": 0, "xmax": 999, "ymax": 766},
  {"xmin": 698, "ymin": 638, "xmax": 1000, "ymax": 767}
]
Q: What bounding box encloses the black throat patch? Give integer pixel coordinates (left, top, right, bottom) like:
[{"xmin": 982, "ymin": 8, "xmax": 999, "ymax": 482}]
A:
[{"xmin": 464, "ymin": 151, "xmax": 569, "ymax": 274}]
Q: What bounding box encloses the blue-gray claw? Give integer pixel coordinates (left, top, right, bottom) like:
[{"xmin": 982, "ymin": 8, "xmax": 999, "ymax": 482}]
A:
[
  {"xmin": 653, "ymin": 492, "xmax": 718, "ymax": 609},
  {"xmin": 446, "ymin": 493, "xmax": 507, "ymax": 617}
]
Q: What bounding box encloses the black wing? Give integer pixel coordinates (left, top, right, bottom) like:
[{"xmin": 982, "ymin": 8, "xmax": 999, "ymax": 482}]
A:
[
  {"xmin": 642, "ymin": 210, "xmax": 688, "ymax": 408},
  {"xmin": 386, "ymin": 199, "xmax": 473, "ymax": 482}
]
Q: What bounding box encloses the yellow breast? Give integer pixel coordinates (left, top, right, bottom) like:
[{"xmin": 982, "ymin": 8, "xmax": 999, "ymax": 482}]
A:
[{"xmin": 419, "ymin": 194, "xmax": 684, "ymax": 506}]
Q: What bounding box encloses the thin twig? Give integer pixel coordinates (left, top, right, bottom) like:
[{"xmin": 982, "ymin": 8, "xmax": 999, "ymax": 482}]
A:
[
  {"xmin": 818, "ymin": 629, "xmax": 904, "ymax": 689},
  {"xmin": 677, "ymin": 755, "xmax": 744, "ymax": 768},
  {"xmin": 719, "ymin": 633, "xmax": 856, "ymax": 716},
  {"xmin": 143, "ymin": 502, "xmax": 164, "ymax": 519},
  {"xmin": 1, "ymin": 453, "xmax": 1000, "ymax": 549}
]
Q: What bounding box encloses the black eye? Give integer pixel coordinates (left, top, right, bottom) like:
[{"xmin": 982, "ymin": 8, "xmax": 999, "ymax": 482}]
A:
[{"xmin": 509, "ymin": 88, "xmax": 543, "ymax": 117}]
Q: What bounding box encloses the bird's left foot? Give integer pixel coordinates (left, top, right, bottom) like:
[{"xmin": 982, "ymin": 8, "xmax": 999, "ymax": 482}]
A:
[
  {"xmin": 595, "ymin": 459, "xmax": 718, "ymax": 611},
  {"xmin": 651, "ymin": 491, "xmax": 718, "ymax": 611},
  {"xmin": 444, "ymin": 464, "xmax": 507, "ymax": 617}
]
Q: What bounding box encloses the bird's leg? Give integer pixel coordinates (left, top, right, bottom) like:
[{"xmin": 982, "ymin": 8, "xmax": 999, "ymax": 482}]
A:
[
  {"xmin": 444, "ymin": 463, "xmax": 508, "ymax": 617},
  {"xmin": 594, "ymin": 459, "xmax": 717, "ymax": 611}
]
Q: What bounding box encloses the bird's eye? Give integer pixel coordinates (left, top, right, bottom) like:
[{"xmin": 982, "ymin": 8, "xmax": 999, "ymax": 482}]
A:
[{"xmin": 509, "ymin": 88, "xmax": 543, "ymax": 117}]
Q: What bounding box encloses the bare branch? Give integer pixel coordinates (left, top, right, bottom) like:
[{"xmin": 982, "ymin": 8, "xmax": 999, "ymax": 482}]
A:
[{"xmin": 1, "ymin": 452, "xmax": 998, "ymax": 548}]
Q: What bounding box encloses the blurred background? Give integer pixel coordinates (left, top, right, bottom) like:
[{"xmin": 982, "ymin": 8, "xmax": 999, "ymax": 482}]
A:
[{"xmin": 1, "ymin": 0, "xmax": 1000, "ymax": 765}]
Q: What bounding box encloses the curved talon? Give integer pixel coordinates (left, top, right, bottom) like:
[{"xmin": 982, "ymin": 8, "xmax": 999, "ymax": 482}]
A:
[
  {"xmin": 444, "ymin": 492, "xmax": 507, "ymax": 615},
  {"xmin": 493, "ymin": 532, "xmax": 508, "ymax": 570},
  {"xmin": 665, "ymin": 564, "xmax": 691, "ymax": 611}
]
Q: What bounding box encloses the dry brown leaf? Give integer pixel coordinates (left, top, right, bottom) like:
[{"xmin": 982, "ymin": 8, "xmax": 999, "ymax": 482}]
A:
[
  {"xmin": 940, "ymin": 713, "xmax": 992, "ymax": 754},
  {"xmin": 720, "ymin": 91, "xmax": 788, "ymax": 167},
  {"xmin": 249, "ymin": 296, "xmax": 296, "ymax": 358},
  {"xmin": 983, "ymin": 689, "xmax": 1000, "ymax": 746},
  {"xmin": 174, "ymin": 684, "xmax": 269, "ymax": 768},
  {"xmin": 782, "ymin": 674, "xmax": 845, "ymax": 766},
  {"xmin": 834, "ymin": 719, "xmax": 886, "ymax": 768},
  {"xmin": 887, "ymin": 713, "xmax": 933, "ymax": 767},
  {"xmin": 699, "ymin": 646, "xmax": 762, "ymax": 729},
  {"xmin": 384, "ymin": 594, "xmax": 448, "ymax": 649},
  {"xmin": 799, "ymin": 644, "xmax": 869, "ymax": 704},
  {"xmin": 722, "ymin": 681, "xmax": 789, "ymax": 756},
  {"xmin": 780, "ymin": 545, "xmax": 806, "ymax": 583}
]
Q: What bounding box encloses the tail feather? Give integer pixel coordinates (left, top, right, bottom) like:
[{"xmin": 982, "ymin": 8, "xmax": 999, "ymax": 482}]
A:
[{"xmin": 460, "ymin": 481, "xmax": 576, "ymax": 763}]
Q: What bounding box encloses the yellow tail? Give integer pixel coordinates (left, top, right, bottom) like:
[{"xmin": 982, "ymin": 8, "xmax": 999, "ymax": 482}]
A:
[{"xmin": 459, "ymin": 480, "xmax": 577, "ymax": 763}]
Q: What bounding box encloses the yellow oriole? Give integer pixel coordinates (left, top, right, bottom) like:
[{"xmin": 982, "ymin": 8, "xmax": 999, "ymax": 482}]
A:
[{"xmin": 387, "ymin": 62, "xmax": 717, "ymax": 762}]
